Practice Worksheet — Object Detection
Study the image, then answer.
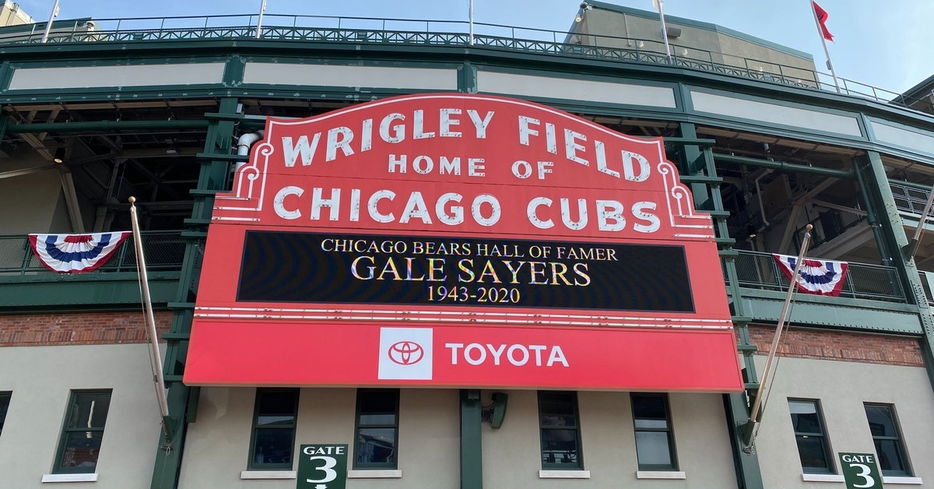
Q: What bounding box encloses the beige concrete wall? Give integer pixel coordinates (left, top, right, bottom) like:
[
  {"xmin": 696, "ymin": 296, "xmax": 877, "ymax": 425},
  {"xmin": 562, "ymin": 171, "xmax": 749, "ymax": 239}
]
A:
[
  {"xmin": 575, "ymin": 10, "xmax": 816, "ymax": 75},
  {"xmin": 0, "ymin": 149, "xmax": 67, "ymax": 235},
  {"xmin": 482, "ymin": 390, "xmax": 737, "ymax": 489},
  {"xmin": 754, "ymin": 356, "xmax": 934, "ymax": 488},
  {"xmin": 178, "ymin": 388, "xmax": 460, "ymax": 489},
  {"xmin": 0, "ymin": 344, "xmax": 164, "ymax": 489}
]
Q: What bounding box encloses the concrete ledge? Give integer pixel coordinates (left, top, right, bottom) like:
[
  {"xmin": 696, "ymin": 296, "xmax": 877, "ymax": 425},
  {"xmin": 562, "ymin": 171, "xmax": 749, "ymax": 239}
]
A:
[
  {"xmin": 801, "ymin": 473, "xmax": 844, "ymax": 482},
  {"xmin": 239, "ymin": 470, "xmax": 296, "ymax": 480},
  {"xmin": 347, "ymin": 469, "xmax": 403, "ymax": 478},
  {"xmin": 636, "ymin": 470, "xmax": 687, "ymax": 479},
  {"xmin": 884, "ymin": 476, "xmax": 924, "ymax": 485},
  {"xmin": 41, "ymin": 474, "xmax": 98, "ymax": 483},
  {"xmin": 539, "ymin": 470, "xmax": 591, "ymax": 479}
]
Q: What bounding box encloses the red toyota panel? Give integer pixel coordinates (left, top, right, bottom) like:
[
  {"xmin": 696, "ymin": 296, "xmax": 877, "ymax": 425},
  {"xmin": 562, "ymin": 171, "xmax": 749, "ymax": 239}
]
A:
[{"xmin": 184, "ymin": 93, "xmax": 742, "ymax": 392}]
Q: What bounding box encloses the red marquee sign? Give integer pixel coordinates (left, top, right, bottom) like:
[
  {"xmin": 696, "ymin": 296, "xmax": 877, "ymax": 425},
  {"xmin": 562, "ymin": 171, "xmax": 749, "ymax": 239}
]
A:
[{"xmin": 184, "ymin": 93, "xmax": 742, "ymax": 392}]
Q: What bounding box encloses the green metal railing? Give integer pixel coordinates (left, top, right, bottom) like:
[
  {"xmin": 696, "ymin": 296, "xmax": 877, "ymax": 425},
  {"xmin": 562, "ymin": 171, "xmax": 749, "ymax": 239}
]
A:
[
  {"xmin": 0, "ymin": 231, "xmax": 185, "ymax": 276},
  {"xmin": 0, "ymin": 13, "xmax": 908, "ymax": 107},
  {"xmin": 890, "ymin": 182, "xmax": 934, "ymax": 222},
  {"xmin": 733, "ymin": 250, "xmax": 906, "ymax": 302}
]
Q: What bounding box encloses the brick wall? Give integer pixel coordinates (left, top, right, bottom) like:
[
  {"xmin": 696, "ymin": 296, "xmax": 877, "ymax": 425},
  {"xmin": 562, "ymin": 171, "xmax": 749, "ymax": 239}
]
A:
[
  {"xmin": 0, "ymin": 310, "xmax": 172, "ymax": 346},
  {"xmin": 745, "ymin": 325, "xmax": 924, "ymax": 367}
]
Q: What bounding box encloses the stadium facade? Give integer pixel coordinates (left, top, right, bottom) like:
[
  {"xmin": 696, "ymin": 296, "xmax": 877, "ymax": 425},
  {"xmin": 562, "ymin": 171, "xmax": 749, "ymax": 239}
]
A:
[{"xmin": 0, "ymin": 2, "xmax": 932, "ymax": 489}]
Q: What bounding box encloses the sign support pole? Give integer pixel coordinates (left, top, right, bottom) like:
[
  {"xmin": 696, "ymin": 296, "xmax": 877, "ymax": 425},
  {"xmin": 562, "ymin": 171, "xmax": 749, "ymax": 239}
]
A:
[{"xmin": 743, "ymin": 224, "xmax": 813, "ymax": 449}]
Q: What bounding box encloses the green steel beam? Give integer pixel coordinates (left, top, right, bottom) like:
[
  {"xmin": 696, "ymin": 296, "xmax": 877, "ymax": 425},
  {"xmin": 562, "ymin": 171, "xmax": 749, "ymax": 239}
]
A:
[
  {"xmin": 854, "ymin": 160, "xmax": 895, "ymax": 266},
  {"xmin": 723, "ymin": 393, "xmax": 765, "ymax": 489},
  {"xmin": 150, "ymin": 98, "xmax": 240, "ymax": 489},
  {"xmin": 888, "ymin": 178, "xmax": 931, "ymax": 193},
  {"xmin": 7, "ymin": 120, "xmax": 210, "ymax": 133},
  {"xmin": 0, "ymin": 272, "xmax": 179, "ymax": 309},
  {"xmin": 713, "ymin": 153, "xmax": 854, "ymax": 179},
  {"xmin": 460, "ymin": 390, "xmax": 483, "ymax": 489},
  {"xmin": 676, "ymin": 124, "xmax": 763, "ymax": 489},
  {"xmin": 861, "ymin": 151, "xmax": 934, "ymax": 390}
]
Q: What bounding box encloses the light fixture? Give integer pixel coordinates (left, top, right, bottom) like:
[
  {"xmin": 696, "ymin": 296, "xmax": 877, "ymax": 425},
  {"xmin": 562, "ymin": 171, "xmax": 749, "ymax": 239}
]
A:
[{"xmin": 52, "ymin": 147, "xmax": 66, "ymax": 164}]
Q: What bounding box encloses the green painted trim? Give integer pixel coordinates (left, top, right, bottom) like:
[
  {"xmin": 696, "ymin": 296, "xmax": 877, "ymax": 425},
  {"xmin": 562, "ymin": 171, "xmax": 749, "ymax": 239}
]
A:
[
  {"xmin": 8, "ymin": 120, "xmax": 210, "ymax": 133},
  {"xmin": 586, "ymin": 1, "xmax": 813, "ymax": 61},
  {"xmin": 742, "ymin": 287, "xmax": 918, "ymax": 314},
  {"xmin": 0, "ymin": 272, "xmax": 179, "ymax": 309},
  {"xmin": 460, "ymin": 390, "xmax": 482, "ymax": 489}
]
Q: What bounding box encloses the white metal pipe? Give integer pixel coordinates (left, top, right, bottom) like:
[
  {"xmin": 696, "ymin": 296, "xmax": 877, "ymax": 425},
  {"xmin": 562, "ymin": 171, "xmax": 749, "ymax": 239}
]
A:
[
  {"xmin": 255, "ymin": 0, "xmax": 267, "ymax": 39},
  {"xmin": 468, "ymin": 0, "xmax": 474, "ymax": 45},
  {"xmin": 237, "ymin": 131, "xmax": 263, "ymax": 156},
  {"xmin": 40, "ymin": 0, "xmax": 60, "ymax": 43},
  {"xmin": 654, "ymin": 0, "xmax": 672, "ymax": 61},
  {"xmin": 235, "ymin": 131, "xmax": 264, "ymax": 173}
]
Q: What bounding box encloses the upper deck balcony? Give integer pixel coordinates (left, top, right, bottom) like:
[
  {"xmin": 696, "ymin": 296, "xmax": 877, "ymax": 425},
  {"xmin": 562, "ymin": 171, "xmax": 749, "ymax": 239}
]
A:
[
  {"xmin": 0, "ymin": 231, "xmax": 184, "ymax": 309},
  {"xmin": 0, "ymin": 12, "xmax": 913, "ymax": 111}
]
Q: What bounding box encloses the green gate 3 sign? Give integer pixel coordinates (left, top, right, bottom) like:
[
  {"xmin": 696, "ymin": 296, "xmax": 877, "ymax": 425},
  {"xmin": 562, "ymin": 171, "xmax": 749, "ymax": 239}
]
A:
[
  {"xmin": 839, "ymin": 452, "xmax": 885, "ymax": 489},
  {"xmin": 297, "ymin": 444, "xmax": 348, "ymax": 489}
]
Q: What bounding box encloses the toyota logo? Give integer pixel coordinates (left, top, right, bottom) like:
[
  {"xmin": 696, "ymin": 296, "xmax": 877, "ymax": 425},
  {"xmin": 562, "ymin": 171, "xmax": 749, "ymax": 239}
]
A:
[{"xmin": 388, "ymin": 341, "xmax": 425, "ymax": 365}]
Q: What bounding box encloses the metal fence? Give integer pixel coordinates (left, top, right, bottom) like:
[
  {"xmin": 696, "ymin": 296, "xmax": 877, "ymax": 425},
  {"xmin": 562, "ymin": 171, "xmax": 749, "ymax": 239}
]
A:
[
  {"xmin": 890, "ymin": 182, "xmax": 934, "ymax": 222},
  {"xmin": 0, "ymin": 231, "xmax": 185, "ymax": 276},
  {"xmin": 733, "ymin": 250, "xmax": 906, "ymax": 302},
  {"xmin": 0, "ymin": 12, "xmax": 909, "ymax": 108}
]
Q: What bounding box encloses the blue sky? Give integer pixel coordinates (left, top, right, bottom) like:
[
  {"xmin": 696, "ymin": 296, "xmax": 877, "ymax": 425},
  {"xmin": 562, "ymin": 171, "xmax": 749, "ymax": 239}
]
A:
[{"xmin": 15, "ymin": 0, "xmax": 933, "ymax": 94}]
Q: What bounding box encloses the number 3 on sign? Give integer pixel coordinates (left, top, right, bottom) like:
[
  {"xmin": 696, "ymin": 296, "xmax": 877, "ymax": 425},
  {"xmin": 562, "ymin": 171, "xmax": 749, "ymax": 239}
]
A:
[
  {"xmin": 848, "ymin": 463, "xmax": 874, "ymax": 488},
  {"xmin": 838, "ymin": 452, "xmax": 884, "ymax": 489},
  {"xmin": 297, "ymin": 444, "xmax": 348, "ymax": 489},
  {"xmin": 306, "ymin": 456, "xmax": 337, "ymax": 484}
]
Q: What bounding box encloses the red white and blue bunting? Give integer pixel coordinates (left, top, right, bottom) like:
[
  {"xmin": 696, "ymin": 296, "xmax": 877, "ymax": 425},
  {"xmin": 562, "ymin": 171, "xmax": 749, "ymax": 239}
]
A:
[
  {"xmin": 772, "ymin": 253, "xmax": 849, "ymax": 296},
  {"xmin": 28, "ymin": 232, "xmax": 131, "ymax": 273}
]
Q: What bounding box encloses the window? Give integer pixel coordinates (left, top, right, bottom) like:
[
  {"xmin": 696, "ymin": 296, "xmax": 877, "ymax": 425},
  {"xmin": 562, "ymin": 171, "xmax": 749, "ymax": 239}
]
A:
[
  {"xmin": 788, "ymin": 399, "xmax": 833, "ymax": 474},
  {"xmin": 354, "ymin": 389, "xmax": 399, "ymax": 469},
  {"xmin": 249, "ymin": 388, "xmax": 299, "ymax": 470},
  {"xmin": 538, "ymin": 391, "xmax": 582, "ymax": 469},
  {"xmin": 0, "ymin": 392, "xmax": 10, "ymax": 436},
  {"xmin": 54, "ymin": 390, "xmax": 112, "ymax": 474},
  {"xmin": 864, "ymin": 403, "xmax": 911, "ymax": 476},
  {"xmin": 631, "ymin": 393, "xmax": 677, "ymax": 471}
]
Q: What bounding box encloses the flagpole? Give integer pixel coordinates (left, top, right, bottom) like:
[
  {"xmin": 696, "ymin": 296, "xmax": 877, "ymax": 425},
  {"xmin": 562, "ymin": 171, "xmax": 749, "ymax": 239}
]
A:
[
  {"xmin": 744, "ymin": 224, "xmax": 813, "ymax": 449},
  {"xmin": 255, "ymin": 0, "xmax": 267, "ymax": 39},
  {"xmin": 654, "ymin": 0, "xmax": 672, "ymax": 61},
  {"xmin": 809, "ymin": 1, "xmax": 840, "ymax": 93},
  {"xmin": 128, "ymin": 197, "xmax": 171, "ymax": 433},
  {"xmin": 468, "ymin": 0, "xmax": 474, "ymax": 45},
  {"xmin": 40, "ymin": 0, "xmax": 60, "ymax": 43}
]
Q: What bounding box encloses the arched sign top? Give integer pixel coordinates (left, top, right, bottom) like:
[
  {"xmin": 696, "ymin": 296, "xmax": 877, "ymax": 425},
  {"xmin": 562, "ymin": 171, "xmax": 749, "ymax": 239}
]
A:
[{"xmin": 216, "ymin": 93, "xmax": 711, "ymax": 242}]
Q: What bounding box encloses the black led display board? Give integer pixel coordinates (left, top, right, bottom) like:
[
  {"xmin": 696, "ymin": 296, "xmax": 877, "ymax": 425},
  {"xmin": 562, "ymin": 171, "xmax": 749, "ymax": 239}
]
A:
[{"xmin": 238, "ymin": 231, "xmax": 694, "ymax": 312}]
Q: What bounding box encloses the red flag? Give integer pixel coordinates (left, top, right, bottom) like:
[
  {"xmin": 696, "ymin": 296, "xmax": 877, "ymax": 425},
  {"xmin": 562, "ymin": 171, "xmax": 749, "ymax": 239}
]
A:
[{"xmin": 812, "ymin": 1, "xmax": 834, "ymax": 41}]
